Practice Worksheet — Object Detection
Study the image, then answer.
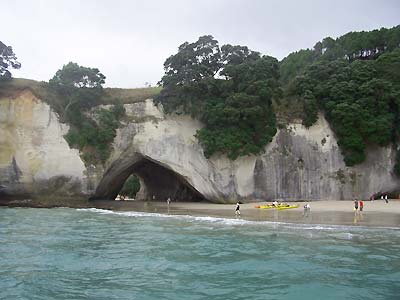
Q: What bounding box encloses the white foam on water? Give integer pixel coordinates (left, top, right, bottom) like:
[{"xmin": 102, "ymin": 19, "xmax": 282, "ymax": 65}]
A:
[
  {"xmin": 331, "ymin": 232, "xmax": 354, "ymax": 240},
  {"xmin": 77, "ymin": 208, "xmax": 280, "ymax": 226},
  {"xmin": 76, "ymin": 208, "xmax": 400, "ymax": 233}
]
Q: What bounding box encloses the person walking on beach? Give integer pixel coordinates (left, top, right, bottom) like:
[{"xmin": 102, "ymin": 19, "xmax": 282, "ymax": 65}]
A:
[
  {"xmin": 385, "ymin": 195, "xmax": 389, "ymax": 203},
  {"xmin": 359, "ymin": 200, "xmax": 364, "ymax": 212},
  {"xmin": 303, "ymin": 203, "xmax": 310, "ymax": 217},
  {"xmin": 167, "ymin": 197, "xmax": 171, "ymax": 205},
  {"xmin": 235, "ymin": 202, "xmax": 241, "ymax": 216},
  {"xmin": 354, "ymin": 199, "xmax": 359, "ymax": 213}
]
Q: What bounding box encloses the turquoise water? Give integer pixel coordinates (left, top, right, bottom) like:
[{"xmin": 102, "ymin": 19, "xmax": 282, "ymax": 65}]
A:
[{"xmin": 1, "ymin": 208, "xmax": 400, "ymax": 300}]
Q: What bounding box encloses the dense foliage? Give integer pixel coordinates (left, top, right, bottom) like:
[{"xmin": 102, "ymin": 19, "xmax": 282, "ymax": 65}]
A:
[
  {"xmin": 49, "ymin": 62, "xmax": 105, "ymax": 118},
  {"xmin": 155, "ymin": 36, "xmax": 280, "ymax": 159},
  {"xmin": 156, "ymin": 26, "xmax": 400, "ymax": 173},
  {"xmin": 283, "ymin": 26, "xmax": 400, "ymax": 168},
  {"xmin": 280, "ymin": 26, "xmax": 400, "ymax": 82},
  {"xmin": 49, "ymin": 62, "xmax": 125, "ymax": 164},
  {"xmin": 0, "ymin": 41, "xmax": 21, "ymax": 80},
  {"xmin": 64, "ymin": 104, "xmax": 125, "ymax": 163}
]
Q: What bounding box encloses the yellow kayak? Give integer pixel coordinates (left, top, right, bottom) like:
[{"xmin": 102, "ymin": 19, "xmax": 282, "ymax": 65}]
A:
[
  {"xmin": 276, "ymin": 205, "xmax": 299, "ymax": 210},
  {"xmin": 256, "ymin": 205, "xmax": 274, "ymax": 209},
  {"xmin": 255, "ymin": 204, "xmax": 299, "ymax": 210}
]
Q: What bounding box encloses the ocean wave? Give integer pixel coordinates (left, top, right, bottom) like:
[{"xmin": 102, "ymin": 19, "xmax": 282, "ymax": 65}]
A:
[
  {"xmin": 77, "ymin": 208, "xmax": 256, "ymax": 225},
  {"xmin": 76, "ymin": 208, "xmax": 400, "ymax": 234}
]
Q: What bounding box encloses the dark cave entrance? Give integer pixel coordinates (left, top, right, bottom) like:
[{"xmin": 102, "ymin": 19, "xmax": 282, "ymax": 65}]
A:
[{"xmin": 90, "ymin": 155, "xmax": 207, "ymax": 202}]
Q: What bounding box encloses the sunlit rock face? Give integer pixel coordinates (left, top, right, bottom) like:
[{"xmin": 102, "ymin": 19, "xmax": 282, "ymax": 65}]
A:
[
  {"xmin": 0, "ymin": 91, "xmax": 87, "ymax": 200},
  {"xmin": 95, "ymin": 101, "xmax": 399, "ymax": 203},
  {"xmin": 1, "ymin": 92, "xmax": 399, "ymax": 204},
  {"xmin": 252, "ymin": 116, "xmax": 398, "ymax": 201}
]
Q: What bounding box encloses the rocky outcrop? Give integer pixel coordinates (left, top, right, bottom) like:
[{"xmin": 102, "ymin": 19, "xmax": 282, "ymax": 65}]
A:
[
  {"xmin": 1, "ymin": 90, "xmax": 399, "ymax": 204},
  {"xmin": 0, "ymin": 91, "xmax": 88, "ymax": 200}
]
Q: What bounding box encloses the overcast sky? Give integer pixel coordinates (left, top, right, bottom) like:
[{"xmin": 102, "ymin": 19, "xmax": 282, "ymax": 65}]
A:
[{"xmin": 2, "ymin": 0, "xmax": 399, "ymax": 88}]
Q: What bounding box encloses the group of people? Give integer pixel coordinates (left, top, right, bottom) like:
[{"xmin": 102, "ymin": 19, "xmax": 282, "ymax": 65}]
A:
[
  {"xmin": 354, "ymin": 193, "xmax": 392, "ymax": 212},
  {"xmin": 115, "ymin": 194, "xmax": 132, "ymax": 201},
  {"xmin": 235, "ymin": 193, "xmax": 393, "ymax": 217},
  {"xmin": 272, "ymin": 200, "xmax": 290, "ymax": 207},
  {"xmin": 354, "ymin": 199, "xmax": 364, "ymax": 213},
  {"xmin": 380, "ymin": 194, "xmax": 389, "ymax": 203},
  {"xmin": 370, "ymin": 194, "xmax": 389, "ymax": 203}
]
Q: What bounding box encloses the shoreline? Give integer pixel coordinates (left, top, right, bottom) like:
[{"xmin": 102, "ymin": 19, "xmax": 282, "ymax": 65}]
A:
[
  {"xmin": 92, "ymin": 199, "xmax": 400, "ymax": 228},
  {"xmin": 1, "ymin": 199, "xmax": 400, "ymax": 228}
]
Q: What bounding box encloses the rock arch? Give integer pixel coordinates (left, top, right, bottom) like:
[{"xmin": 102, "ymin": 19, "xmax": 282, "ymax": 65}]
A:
[{"xmin": 90, "ymin": 153, "xmax": 207, "ymax": 202}]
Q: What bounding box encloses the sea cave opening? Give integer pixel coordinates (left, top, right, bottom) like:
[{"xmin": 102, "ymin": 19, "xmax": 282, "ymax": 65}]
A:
[{"xmin": 90, "ymin": 155, "xmax": 207, "ymax": 202}]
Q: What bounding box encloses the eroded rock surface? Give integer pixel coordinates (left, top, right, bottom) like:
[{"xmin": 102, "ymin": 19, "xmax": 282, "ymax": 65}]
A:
[
  {"xmin": 1, "ymin": 91, "xmax": 399, "ymax": 204},
  {"xmin": 94, "ymin": 100, "xmax": 400, "ymax": 203},
  {"xmin": 0, "ymin": 91, "xmax": 87, "ymax": 200}
]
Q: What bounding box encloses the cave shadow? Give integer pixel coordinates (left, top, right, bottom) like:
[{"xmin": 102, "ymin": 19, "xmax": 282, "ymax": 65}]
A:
[{"xmin": 90, "ymin": 155, "xmax": 207, "ymax": 202}]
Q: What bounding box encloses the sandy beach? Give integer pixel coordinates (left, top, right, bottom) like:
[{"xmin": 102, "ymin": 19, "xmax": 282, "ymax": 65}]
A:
[{"xmin": 91, "ymin": 199, "xmax": 400, "ymax": 228}]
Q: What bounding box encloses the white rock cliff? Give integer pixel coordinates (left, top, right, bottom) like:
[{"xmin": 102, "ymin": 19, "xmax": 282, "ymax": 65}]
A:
[
  {"xmin": 1, "ymin": 91, "xmax": 399, "ymax": 203},
  {"xmin": 0, "ymin": 91, "xmax": 87, "ymax": 199}
]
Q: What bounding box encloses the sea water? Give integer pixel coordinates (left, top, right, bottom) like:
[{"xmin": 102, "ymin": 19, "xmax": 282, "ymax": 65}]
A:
[{"xmin": 1, "ymin": 207, "xmax": 399, "ymax": 300}]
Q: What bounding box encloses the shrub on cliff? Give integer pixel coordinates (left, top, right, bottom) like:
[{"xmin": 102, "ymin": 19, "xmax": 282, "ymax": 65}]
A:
[
  {"xmin": 64, "ymin": 104, "xmax": 126, "ymax": 163},
  {"xmin": 50, "ymin": 62, "xmax": 125, "ymax": 164}
]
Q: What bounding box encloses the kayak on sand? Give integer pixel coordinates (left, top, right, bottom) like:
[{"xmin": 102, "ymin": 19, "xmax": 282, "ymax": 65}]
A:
[
  {"xmin": 276, "ymin": 204, "xmax": 299, "ymax": 210},
  {"xmin": 255, "ymin": 203, "xmax": 299, "ymax": 210},
  {"xmin": 255, "ymin": 205, "xmax": 275, "ymax": 209}
]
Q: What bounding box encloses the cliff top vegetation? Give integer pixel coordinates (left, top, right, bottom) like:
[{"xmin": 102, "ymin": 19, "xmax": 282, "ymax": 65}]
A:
[
  {"xmin": 0, "ymin": 77, "xmax": 160, "ymax": 105},
  {"xmin": 156, "ymin": 26, "xmax": 400, "ymax": 168}
]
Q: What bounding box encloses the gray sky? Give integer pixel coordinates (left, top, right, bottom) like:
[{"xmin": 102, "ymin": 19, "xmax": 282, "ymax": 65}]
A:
[{"xmin": 2, "ymin": 0, "xmax": 399, "ymax": 88}]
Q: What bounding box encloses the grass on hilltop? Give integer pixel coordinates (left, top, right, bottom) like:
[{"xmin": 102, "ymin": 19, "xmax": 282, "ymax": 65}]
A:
[{"xmin": 0, "ymin": 78, "xmax": 161, "ymax": 105}]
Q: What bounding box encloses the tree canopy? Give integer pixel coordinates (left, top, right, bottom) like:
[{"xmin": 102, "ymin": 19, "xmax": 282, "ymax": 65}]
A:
[
  {"xmin": 49, "ymin": 62, "xmax": 105, "ymax": 89},
  {"xmin": 0, "ymin": 41, "xmax": 21, "ymax": 79},
  {"xmin": 49, "ymin": 62, "xmax": 125, "ymax": 164},
  {"xmin": 156, "ymin": 26, "xmax": 400, "ymax": 174},
  {"xmin": 49, "ymin": 62, "xmax": 106, "ymax": 118},
  {"xmin": 285, "ymin": 27, "xmax": 400, "ymax": 167},
  {"xmin": 280, "ymin": 26, "xmax": 400, "ymax": 84},
  {"xmin": 156, "ymin": 35, "xmax": 280, "ymax": 159}
]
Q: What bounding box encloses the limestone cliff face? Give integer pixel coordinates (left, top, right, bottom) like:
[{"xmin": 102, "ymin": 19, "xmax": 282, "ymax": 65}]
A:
[
  {"xmin": 1, "ymin": 91, "xmax": 399, "ymax": 203},
  {"xmin": 0, "ymin": 91, "xmax": 87, "ymax": 199},
  {"xmin": 108, "ymin": 100, "xmax": 399, "ymax": 202}
]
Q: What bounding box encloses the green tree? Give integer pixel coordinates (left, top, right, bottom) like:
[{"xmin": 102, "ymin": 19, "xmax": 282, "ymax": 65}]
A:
[
  {"xmin": 302, "ymin": 90, "xmax": 318, "ymax": 127},
  {"xmin": 157, "ymin": 35, "xmax": 221, "ymax": 117},
  {"xmin": 289, "ymin": 38, "xmax": 400, "ymax": 166},
  {"xmin": 279, "ymin": 49, "xmax": 315, "ymax": 84},
  {"xmin": 156, "ymin": 36, "xmax": 280, "ymax": 159},
  {"xmin": 50, "ymin": 62, "xmax": 125, "ymax": 164},
  {"xmin": 0, "ymin": 41, "xmax": 21, "ymax": 80},
  {"xmin": 50, "ymin": 62, "xmax": 105, "ymax": 89},
  {"xmin": 49, "ymin": 62, "xmax": 106, "ymax": 119}
]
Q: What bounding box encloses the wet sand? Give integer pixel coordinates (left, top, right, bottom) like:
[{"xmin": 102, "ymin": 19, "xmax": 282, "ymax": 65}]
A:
[{"xmin": 92, "ymin": 200, "xmax": 400, "ymax": 228}]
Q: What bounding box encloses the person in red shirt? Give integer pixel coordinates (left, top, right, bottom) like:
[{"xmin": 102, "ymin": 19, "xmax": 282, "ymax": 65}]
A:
[{"xmin": 359, "ymin": 200, "xmax": 364, "ymax": 212}]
